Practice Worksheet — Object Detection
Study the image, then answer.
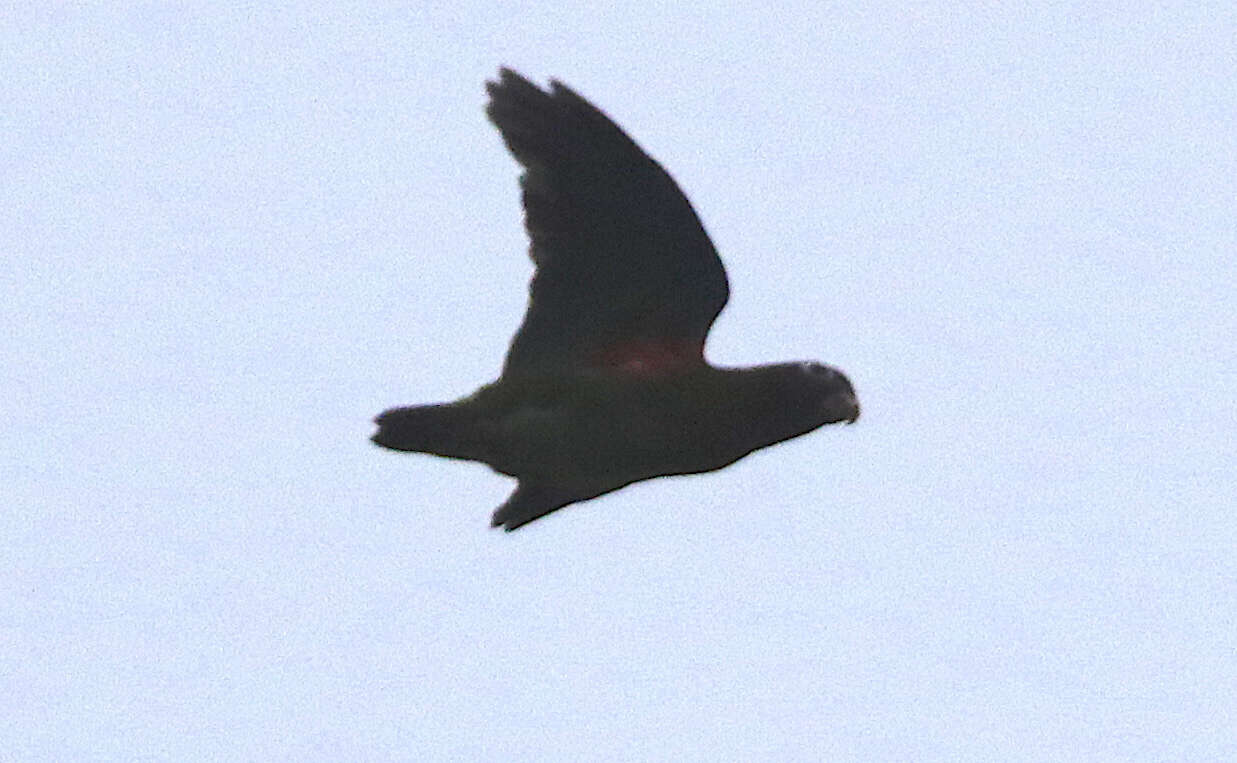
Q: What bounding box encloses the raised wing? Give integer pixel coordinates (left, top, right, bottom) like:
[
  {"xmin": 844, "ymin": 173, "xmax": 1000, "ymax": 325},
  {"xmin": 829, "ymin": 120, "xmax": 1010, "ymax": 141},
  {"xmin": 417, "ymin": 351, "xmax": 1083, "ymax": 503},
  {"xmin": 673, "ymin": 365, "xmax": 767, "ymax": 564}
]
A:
[{"xmin": 485, "ymin": 69, "xmax": 729, "ymax": 377}]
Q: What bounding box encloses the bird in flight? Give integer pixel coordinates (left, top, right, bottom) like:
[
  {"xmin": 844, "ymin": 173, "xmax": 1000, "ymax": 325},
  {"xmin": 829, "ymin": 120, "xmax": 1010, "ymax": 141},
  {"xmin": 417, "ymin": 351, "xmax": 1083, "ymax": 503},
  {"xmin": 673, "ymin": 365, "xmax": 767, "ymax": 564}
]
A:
[{"xmin": 372, "ymin": 68, "xmax": 859, "ymax": 531}]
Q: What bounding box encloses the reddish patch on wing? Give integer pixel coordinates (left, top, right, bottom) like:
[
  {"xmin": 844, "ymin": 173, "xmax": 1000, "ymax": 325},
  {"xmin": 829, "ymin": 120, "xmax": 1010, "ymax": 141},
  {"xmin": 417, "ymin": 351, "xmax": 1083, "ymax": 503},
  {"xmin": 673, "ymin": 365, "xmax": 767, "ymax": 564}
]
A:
[{"xmin": 593, "ymin": 339, "xmax": 703, "ymax": 375}]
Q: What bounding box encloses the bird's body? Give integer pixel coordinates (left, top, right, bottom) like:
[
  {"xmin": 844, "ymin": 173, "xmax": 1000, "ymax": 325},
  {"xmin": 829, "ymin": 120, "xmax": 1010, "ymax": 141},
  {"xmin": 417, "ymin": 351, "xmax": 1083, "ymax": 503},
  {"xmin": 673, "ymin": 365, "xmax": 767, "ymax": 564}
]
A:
[
  {"xmin": 373, "ymin": 69, "xmax": 859, "ymax": 530},
  {"xmin": 377, "ymin": 363, "xmax": 852, "ymax": 497}
]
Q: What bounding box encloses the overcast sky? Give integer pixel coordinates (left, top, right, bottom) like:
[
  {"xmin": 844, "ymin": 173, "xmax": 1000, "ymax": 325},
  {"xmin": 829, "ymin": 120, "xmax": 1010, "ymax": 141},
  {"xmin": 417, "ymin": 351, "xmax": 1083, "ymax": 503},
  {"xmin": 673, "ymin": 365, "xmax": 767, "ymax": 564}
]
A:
[{"xmin": 5, "ymin": 2, "xmax": 1234, "ymax": 760}]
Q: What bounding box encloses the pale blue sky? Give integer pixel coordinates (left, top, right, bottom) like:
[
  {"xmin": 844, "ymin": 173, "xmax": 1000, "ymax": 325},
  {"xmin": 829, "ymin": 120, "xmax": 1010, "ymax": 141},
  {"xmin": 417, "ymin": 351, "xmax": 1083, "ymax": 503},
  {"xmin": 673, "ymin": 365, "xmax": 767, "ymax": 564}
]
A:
[{"xmin": 4, "ymin": 3, "xmax": 1234, "ymax": 760}]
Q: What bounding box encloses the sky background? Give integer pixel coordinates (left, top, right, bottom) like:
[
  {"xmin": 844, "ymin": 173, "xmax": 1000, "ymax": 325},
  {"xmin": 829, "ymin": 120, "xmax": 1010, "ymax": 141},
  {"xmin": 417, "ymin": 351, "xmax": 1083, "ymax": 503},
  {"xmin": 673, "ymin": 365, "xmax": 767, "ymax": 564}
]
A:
[{"xmin": 4, "ymin": 2, "xmax": 1235, "ymax": 760}]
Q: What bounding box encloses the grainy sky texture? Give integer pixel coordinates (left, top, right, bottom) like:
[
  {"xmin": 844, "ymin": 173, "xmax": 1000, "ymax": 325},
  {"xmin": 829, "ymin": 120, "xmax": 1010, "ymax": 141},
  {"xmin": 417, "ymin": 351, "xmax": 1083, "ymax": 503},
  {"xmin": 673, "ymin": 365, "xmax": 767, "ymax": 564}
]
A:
[{"xmin": 5, "ymin": 3, "xmax": 1235, "ymax": 760}]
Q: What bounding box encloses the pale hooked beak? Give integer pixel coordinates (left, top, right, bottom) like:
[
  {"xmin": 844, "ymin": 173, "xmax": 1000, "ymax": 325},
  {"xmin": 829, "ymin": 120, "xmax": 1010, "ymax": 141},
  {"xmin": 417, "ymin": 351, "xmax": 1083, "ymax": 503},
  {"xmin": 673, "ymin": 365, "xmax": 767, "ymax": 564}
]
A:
[
  {"xmin": 823, "ymin": 389, "xmax": 861, "ymax": 425},
  {"xmin": 843, "ymin": 393, "xmax": 860, "ymax": 424}
]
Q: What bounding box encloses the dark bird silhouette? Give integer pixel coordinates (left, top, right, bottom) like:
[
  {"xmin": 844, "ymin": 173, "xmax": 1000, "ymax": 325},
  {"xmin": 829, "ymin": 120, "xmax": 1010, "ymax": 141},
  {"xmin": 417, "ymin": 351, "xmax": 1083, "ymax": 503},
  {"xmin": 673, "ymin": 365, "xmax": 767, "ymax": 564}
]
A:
[{"xmin": 372, "ymin": 68, "xmax": 859, "ymax": 531}]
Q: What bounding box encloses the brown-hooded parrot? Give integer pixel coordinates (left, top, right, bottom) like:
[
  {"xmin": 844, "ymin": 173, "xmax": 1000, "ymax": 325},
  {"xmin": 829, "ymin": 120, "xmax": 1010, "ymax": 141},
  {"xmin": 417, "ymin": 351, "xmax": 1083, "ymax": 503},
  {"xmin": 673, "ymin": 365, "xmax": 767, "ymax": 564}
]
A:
[{"xmin": 372, "ymin": 68, "xmax": 859, "ymax": 531}]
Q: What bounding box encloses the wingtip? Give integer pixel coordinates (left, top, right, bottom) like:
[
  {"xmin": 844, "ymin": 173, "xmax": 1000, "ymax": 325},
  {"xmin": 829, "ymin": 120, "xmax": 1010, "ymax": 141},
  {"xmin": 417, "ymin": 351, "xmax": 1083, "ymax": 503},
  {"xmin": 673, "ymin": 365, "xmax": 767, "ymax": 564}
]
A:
[
  {"xmin": 489, "ymin": 517, "xmax": 520, "ymax": 532},
  {"xmin": 491, "ymin": 66, "xmax": 532, "ymax": 89},
  {"xmin": 489, "ymin": 508, "xmax": 523, "ymax": 532}
]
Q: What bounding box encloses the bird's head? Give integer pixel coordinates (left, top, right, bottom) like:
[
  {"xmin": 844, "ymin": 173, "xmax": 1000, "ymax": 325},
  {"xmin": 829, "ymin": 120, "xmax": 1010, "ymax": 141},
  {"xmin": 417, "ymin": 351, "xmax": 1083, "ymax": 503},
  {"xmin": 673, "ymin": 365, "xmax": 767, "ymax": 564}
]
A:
[{"xmin": 715, "ymin": 361, "xmax": 859, "ymax": 454}]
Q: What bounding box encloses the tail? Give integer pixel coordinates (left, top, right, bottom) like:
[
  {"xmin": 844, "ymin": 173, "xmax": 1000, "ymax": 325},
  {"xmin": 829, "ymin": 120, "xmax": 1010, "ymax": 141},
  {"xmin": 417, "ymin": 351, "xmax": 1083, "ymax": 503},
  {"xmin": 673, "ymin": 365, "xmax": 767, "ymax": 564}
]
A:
[{"xmin": 371, "ymin": 404, "xmax": 483, "ymax": 462}]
